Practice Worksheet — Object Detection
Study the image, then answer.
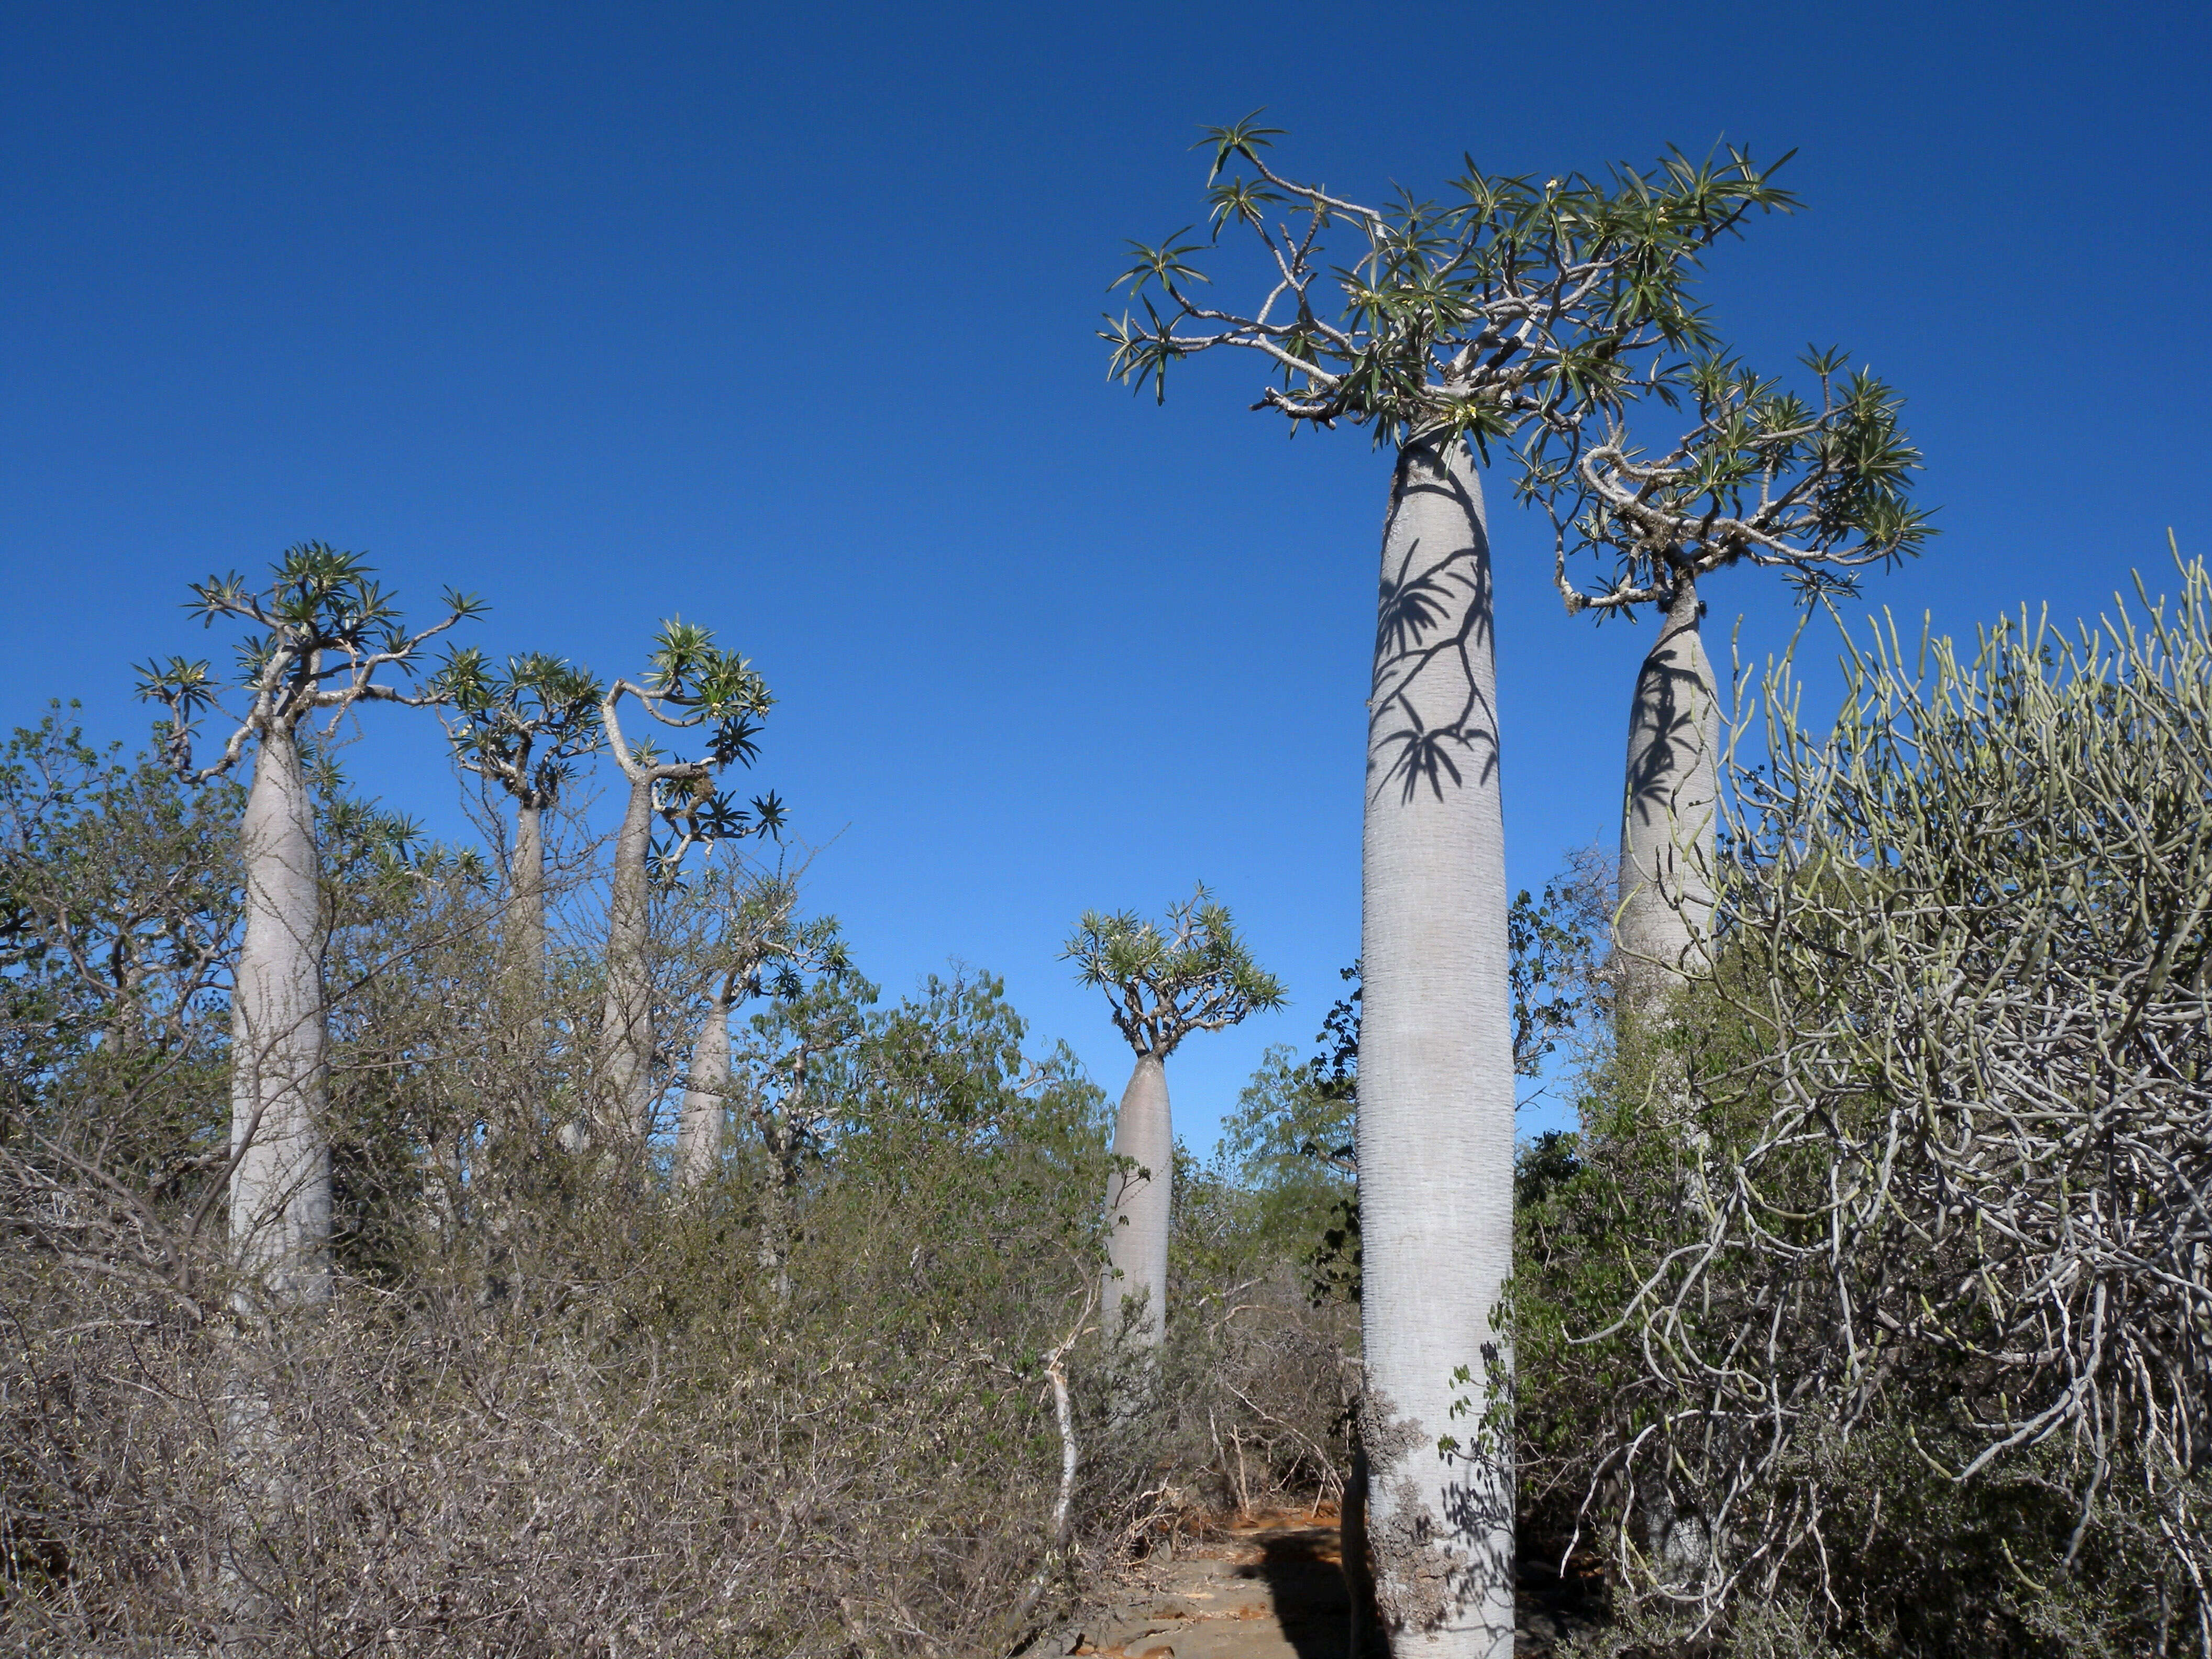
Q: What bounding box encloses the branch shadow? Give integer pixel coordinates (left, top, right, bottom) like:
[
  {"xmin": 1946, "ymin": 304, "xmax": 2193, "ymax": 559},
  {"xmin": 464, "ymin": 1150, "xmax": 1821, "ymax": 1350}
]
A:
[
  {"xmin": 1622, "ymin": 620, "xmax": 1716, "ymax": 848},
  {"xmin": 1368, "ymin": 446, "xmax": 1500, "ymax": 810}
]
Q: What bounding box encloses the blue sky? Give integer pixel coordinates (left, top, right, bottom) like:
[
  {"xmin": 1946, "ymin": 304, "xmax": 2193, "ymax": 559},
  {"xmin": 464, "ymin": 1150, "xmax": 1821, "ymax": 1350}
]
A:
[{"xmin": 4, "ymin": 1, "xmax": 2206, "ymax": 1149}]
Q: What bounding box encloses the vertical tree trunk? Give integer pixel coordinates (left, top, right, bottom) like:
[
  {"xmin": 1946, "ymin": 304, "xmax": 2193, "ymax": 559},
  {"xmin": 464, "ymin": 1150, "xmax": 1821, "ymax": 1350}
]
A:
[
  {"xmin": 675, "ymin": 991, "xmax": 732, "ymax": 1188},
  {"xmin": 1102, "ymin": 1053, "xmax": 1171, "ymax": 1351},
  {"xmin": 597, "ymin": 774, "xmax": 656, "ymax": 1143},
  {"xmin": 1356, "ymin": 434, "xmax": 1516, "ymax": 1657},
  {"xmin": 228, "ymin": 722, "xmax": 331, "ymax": 1308},
  {"xmin": 1617, "ymin": 571, "xmax": 1719, "ymax": 993},
  {"xmin": 508, "ymin": 799, "xmax": 547, "ymax": 970},
  {"xmin": 757, "ymin": 1127, "xmax": 797, "ymax": 1309},
  {"xmin": 1344, "ymin": 1434, "xmax": 1380, "ymax": 1657},
  {"xmin": 220, "ymin": 723, "xmax": 329, "ymax": 1636},
  {"xmin": 755, "ymin": 1048, "xmax": 814, "ymax": 1307},
  {"xmin": 489, "ymin": 799, "xmax": 545, "ymax": 1186}
]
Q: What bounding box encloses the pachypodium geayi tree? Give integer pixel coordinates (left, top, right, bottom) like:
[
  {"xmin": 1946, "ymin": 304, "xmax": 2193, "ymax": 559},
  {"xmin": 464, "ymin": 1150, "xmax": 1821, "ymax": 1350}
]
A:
[
  {"xmin": 433, "ymin": 649, "xmax": 603, "ymax": 971},
  {"xmin": 1064, "ymin": 887, "xmax": 1281, "ymax": 1357},
  {"xmin": 673, "ymin": 856, "xmax": 844, "ymax": 1190},
  {"xmin": 138, "ymin": 545, "xmax": 479, "ymax": 1309},
  {"xmin": 735, "ymin": 960, "xmax": 873, "ymax": 1307},
  {"xmin": 1543, "ymin": 351, "xmax": 1930, "ymax": 995},
  {"xmin": 594, "ymin": 621, "xmax": 781, "ymax": 1147},
  {"xmin": 1107, "ymin": 119, "xmax": 1791, "ymax": 1655}
]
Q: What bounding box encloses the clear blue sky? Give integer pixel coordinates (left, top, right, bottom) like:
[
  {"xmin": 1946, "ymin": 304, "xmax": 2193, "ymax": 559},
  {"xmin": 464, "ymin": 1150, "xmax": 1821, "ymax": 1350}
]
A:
[{"xmin": 4, "ymin": 1, "xmax": 2205, "ymax": 1149}]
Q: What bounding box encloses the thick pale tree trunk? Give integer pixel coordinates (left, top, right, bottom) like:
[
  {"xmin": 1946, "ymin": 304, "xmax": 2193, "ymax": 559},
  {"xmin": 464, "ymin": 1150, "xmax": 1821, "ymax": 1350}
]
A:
[
  {"xmin": 469, "ymin": 801, "xmax": 544, "ymax": 1268},
  {"xmin": 597, "ymin": 774, "xmax": 656, "ymax": 1142},
  {"xmin": 508, "ymin": 800, "xmax": 547, "ymax": 970},
  {"xmin": 228, "ymin": 723, "xmax": 331, "ymax": 1308},
  {"xmin": 1617, "ymin": 571, "xmax": 1719, "ymax": 993},
  {"xmin": 675, "ymin": 992, "xmax": 732, "ymax": 1188},
  {"xmin": 220, "ymin": 723, "xmax": 328, "ymax": 1634},
  {"xmin": 1102, "ymin": 1053, "xmax": 1170, "ymax": 1350},
  {"xmin": 1356, "ymin": 435, "xmax": 1517, "ymax": 1657}
]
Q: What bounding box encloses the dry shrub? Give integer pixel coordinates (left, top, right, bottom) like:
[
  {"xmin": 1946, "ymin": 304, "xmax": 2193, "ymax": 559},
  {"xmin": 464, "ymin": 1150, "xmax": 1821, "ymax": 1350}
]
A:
[
  {"xmin": 0, "ymin": 711, "xmax": 1366, "ymax": 1656},
  {"xmin": 3, "ymin": 1177, "xmax": 1087, "ymax": 1656},
  {"xmin": 1522, "ymin": 563, "xmax": 2212, "ymax": 1657}
]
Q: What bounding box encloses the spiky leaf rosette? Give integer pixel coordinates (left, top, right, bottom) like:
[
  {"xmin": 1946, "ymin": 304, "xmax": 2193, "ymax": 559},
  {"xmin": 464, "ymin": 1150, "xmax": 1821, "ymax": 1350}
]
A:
[
  {"xmin": 1064, "ymin": 884, "xmax": 1286, "ymax": 1058},
  {"xmin": 1104, "ymin": 117, "xmax": 1795, "ymax": 461},
  {"xmin": 434, "ymin": 649, "xmax": 604, "ymax": 809},
  {"xmin": 1539, "ymin": 348, "xmax": 1936, "ymax": 616}
]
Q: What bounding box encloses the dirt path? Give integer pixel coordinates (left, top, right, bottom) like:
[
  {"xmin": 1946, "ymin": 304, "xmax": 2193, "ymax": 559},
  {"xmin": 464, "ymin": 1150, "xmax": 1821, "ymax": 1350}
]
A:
[
  {"xmin": 1046, "ymin": 1509, "xmax": 1594, "ymax": 1659},
  {"xmin": 1057, "ymin": 1510, "xmax": 1351, "ymax": 1659}
]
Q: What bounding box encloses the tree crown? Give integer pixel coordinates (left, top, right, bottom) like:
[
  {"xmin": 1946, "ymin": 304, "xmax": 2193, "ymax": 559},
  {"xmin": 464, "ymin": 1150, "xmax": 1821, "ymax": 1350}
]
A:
[
  {"xmin": 433, "ymin": 648, "xmax": 604, "ymax": 811},
  {"xmin": 1063, "ymin": 885, "xmax": 1285, "ymax": 1059},
  {"xmin": 602, "ymin": 619, "xmax": 784, "ymax": 868},
  {"xmin": 1540, "ymin": 348, "xmax": 1936, "ymax": 617},
  {"xmin": 135, "ymin": 543, "xmax": 483, "ymax": 779},
  {"xmin": 1105, "ymin": 117, "xmax": 1794, "ymax": 456}
]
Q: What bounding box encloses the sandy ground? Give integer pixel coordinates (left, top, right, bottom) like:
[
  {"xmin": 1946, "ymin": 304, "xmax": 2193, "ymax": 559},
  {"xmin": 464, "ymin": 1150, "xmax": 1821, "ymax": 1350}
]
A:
[
  {"xmin": 1052, "ymin": 1509, "xmax": 1351, "ymax": 1659},
  {"xmin": 1040, "ymin": 1509, "xmax": 1597, "ymax": 1659}
]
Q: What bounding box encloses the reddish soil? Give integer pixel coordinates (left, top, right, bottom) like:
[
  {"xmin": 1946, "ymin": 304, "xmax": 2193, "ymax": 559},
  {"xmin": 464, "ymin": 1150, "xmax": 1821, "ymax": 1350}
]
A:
[
  {"xmin": 1059, "ymin": 1508, "xmax": 1352, "ymax": 1659},
  {"xmin": 1047, "ymin": 1507, "xmax": 1596, "ymax": 1658}
]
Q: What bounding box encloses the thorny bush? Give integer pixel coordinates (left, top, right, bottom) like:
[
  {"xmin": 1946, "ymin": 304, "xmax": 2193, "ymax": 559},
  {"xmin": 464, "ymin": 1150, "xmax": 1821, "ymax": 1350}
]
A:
[{"xmin": 1520, "ymin": 558, "xmax": 2212, "ymax": 1658}]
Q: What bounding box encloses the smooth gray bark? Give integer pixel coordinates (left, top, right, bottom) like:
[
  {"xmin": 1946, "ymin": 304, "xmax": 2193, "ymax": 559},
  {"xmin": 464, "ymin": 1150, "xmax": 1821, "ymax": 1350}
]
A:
[
  {"xmin": 222, "ymin": 722, "xmax": 330, "ymax": 1629},
  {"xmin": 1356, "ymin": 435, "xmax": 1516, "ymax": 1656},
  {"xmin": 597, "ymin": 774, "xmax": 656, "ymax": 1143},
  {"xmin": 1618, "ymin": 571, "xmax": 1719, "ymax": 992},
  {"xmin": 227, "ymin": 724, "xmax": 331, "ymax": 1308},
  {"xmin": 509, "ymin": 800, "xmax": 547, "ymax": 970},
  {"xmin": 1102, "ymin": 1053, "xmax": 1171, "ymax": 1350},
  {"xmin": 675, "ymin": 992, "xmax": 732, "ymax": 1188},
  {"xmin": 757, "ymin": 1122, "xmax": 799, "ymax": 1310}
]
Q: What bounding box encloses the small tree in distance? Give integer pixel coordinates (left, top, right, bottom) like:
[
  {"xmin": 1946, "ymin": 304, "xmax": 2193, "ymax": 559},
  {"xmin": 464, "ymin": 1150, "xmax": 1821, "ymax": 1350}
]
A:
[
  {"xmin": 594, "ymin": 621, "xmax": 781, "ymax": 1148},
  {"xmin": 672, "ymin": 854, "xmax": 846, "ymax": 1190},
  {"xmin": 138, "ymin": 544, "xmax": 480, "ymax": 1311},
  {"xmin": 1541, "ymin": 351, "xmax": 1932, "ymax": 998},
  {"xmin": 1064, "ymin": 886, "xmax": 1282, "ymax": 1365},
  {"xmin": 737, "ymin": 959, "xmax": 875, "ymax": 1307},
  {"xmin": 433, "ymin": 648, "xmax": 603, "ymax": 971}
]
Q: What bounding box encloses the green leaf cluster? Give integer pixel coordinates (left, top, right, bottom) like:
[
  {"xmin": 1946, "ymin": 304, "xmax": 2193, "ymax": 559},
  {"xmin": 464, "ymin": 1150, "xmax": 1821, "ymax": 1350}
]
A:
[
  {"xmin": 1540, "ymin": 347, "xmax": 1938, "ymax": 617},
  {"xmin": 1062, "ymin": 883, "xmax": 1285, "ymax": 1058},
  {"xmin": 432, "ymin": 648, "xmax": 604, "ymax": 809},
  {"xmin": 1106, "ymin": 117, "xmax": 1795, "ymax": 457}
]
